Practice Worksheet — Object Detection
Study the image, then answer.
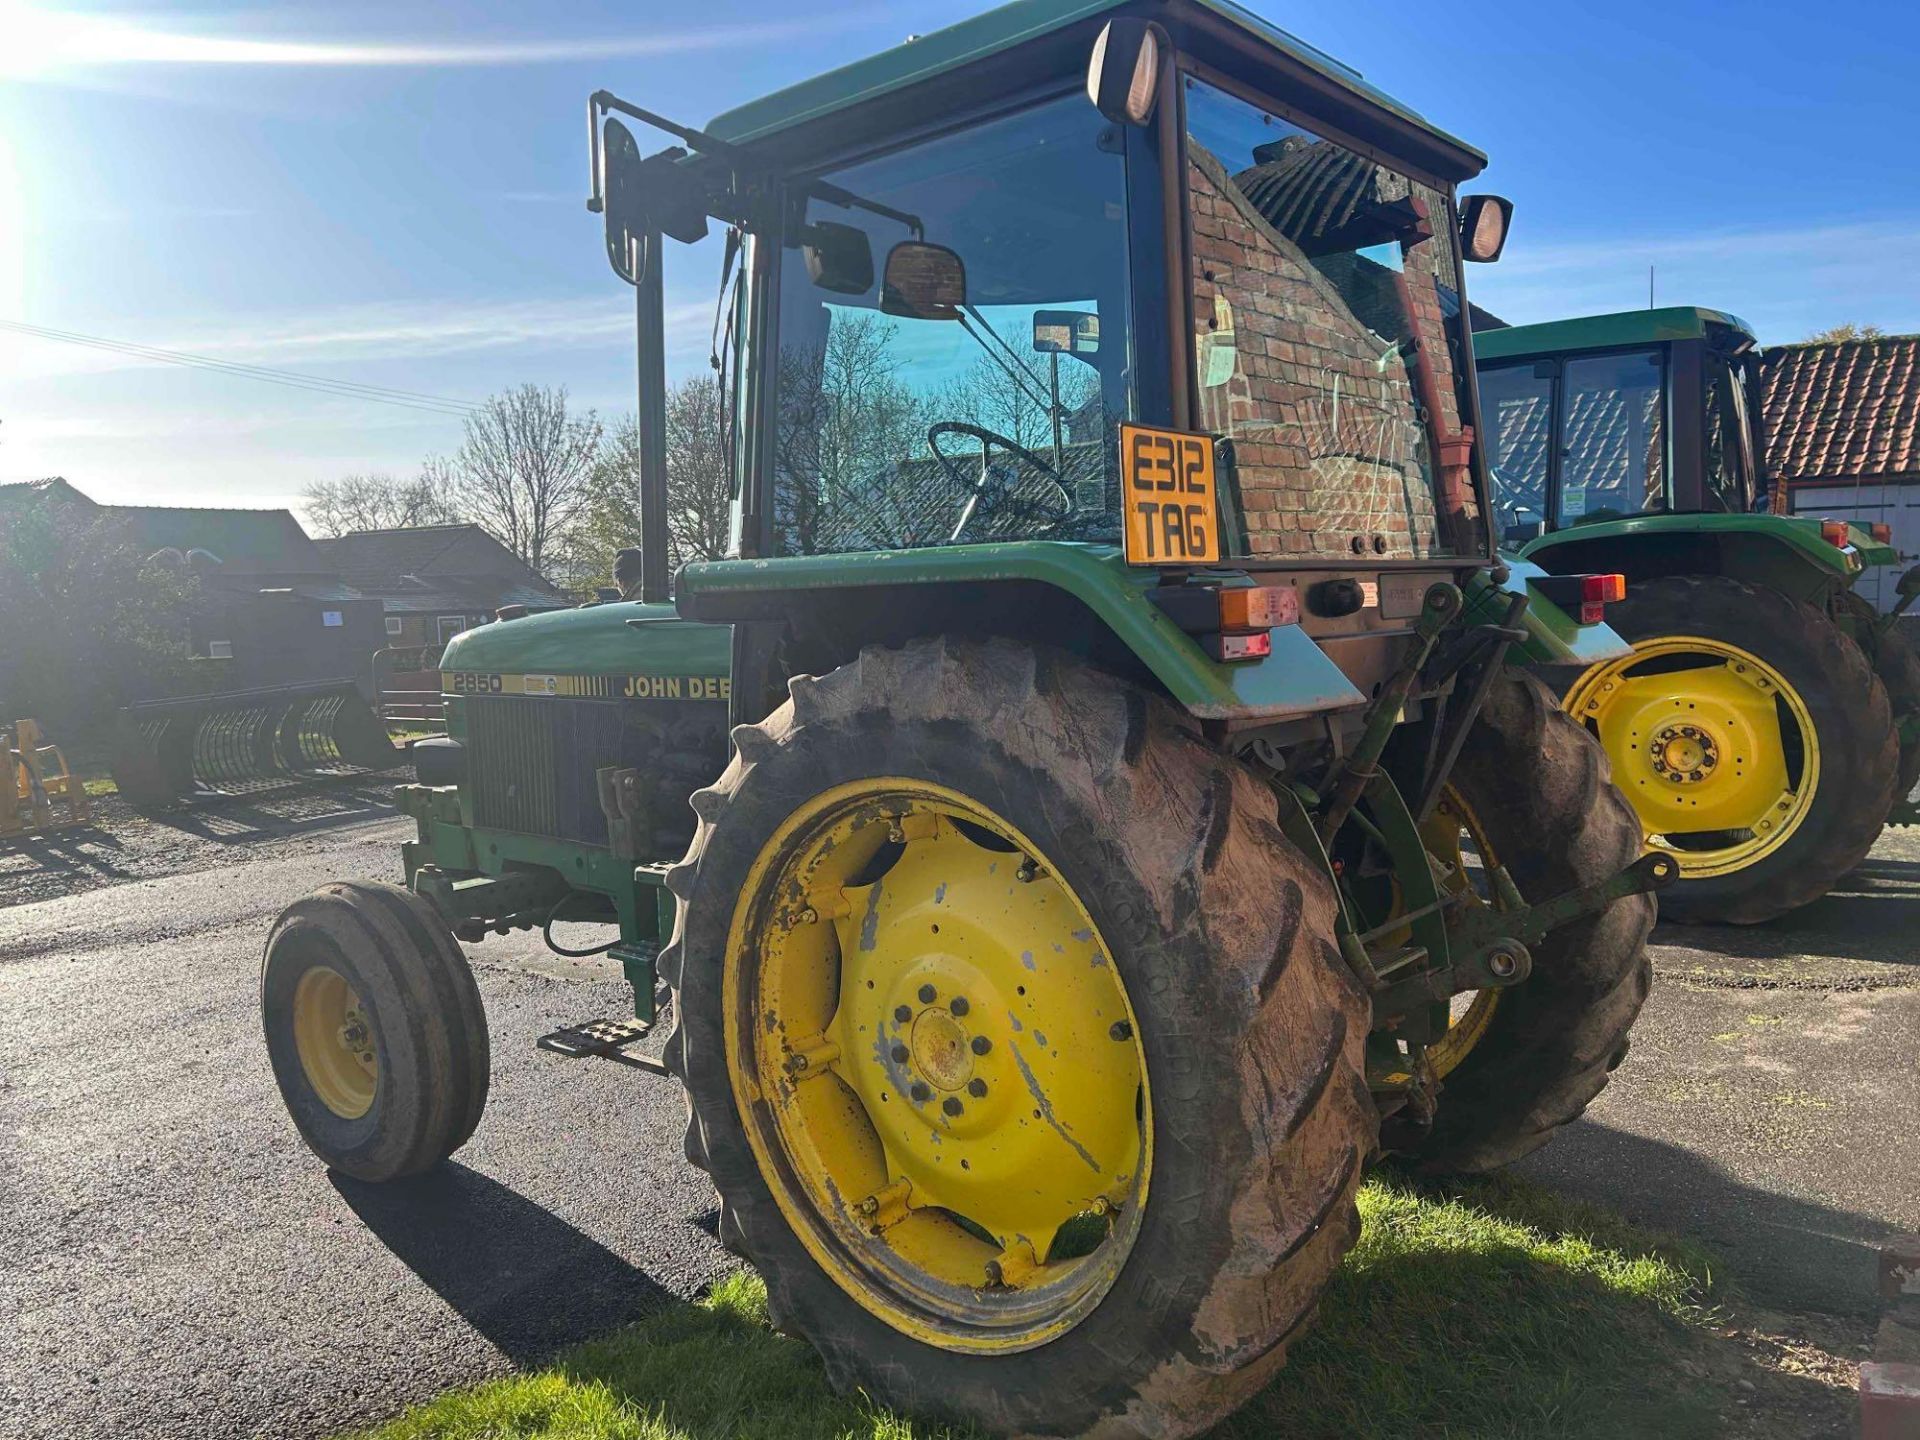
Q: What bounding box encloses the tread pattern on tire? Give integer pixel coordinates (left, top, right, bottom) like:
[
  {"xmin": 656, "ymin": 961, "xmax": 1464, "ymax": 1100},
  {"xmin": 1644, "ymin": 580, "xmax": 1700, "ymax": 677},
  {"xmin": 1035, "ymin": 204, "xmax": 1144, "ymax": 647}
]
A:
[
  {"xmin": 1833, "ymin": 589, "xmax": 1920, "ymax": 806},
  {"xmin": 262, "ymin": 880, "xmax": 489, "ymax": 1182},
  {"xmin": 658, "ymin": 637, "xmax": 1375, "ymax": 1439},
  {"xmin": 1393, "ymin": 670, "xmax": 1656, "ymax": 1173}
]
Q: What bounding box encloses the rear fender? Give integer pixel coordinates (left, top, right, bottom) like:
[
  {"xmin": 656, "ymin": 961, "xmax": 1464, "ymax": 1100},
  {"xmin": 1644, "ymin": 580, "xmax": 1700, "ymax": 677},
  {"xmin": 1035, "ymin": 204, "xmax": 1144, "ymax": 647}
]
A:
[
  {"xmin": 1519, "ymin": 513, "xmax": 1877, "ymax": 605},
  {"xmin": 676, "ymin": 542, "xmax": 1366, "ymax": 724}
]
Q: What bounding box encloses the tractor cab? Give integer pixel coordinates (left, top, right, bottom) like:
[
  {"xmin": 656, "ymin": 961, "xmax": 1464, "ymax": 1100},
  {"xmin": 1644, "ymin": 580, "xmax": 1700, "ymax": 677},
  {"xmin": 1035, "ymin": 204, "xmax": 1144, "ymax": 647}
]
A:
[
  {"xmin": 584, "ymin": 0, "xmax": 1615, "ymax": 720},
  {"xmin": 1475, "ymin": 306, "xmax": 1767, "ymax": 538}
]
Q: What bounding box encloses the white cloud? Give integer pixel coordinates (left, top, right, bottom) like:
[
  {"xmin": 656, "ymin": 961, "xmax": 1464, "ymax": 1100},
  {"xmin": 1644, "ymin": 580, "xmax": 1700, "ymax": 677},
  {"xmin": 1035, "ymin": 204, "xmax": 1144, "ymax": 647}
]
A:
[
  {"xmin": 2, "ymin": 294, "xmax": 712, "ymax": 385},
  {"xmin": 1473, "ymin": 218, "xmax": 1920, "ymax": 342},
  {"xmin": 1, "ymin": 3, "xmax": 885, "ymax": 79}
]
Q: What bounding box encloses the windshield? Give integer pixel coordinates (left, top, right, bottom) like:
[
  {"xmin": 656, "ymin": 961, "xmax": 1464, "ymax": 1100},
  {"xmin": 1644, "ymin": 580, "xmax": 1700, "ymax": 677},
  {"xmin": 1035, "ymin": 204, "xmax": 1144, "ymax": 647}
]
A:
[
  {"xmin": 1479, "ymin": 361, "xmax": 1551, "ymax": 531},
  {"xmin": 768, "ymin": 97, "xmax": 1131, "ymax": 556},
  {"xmin": 1183, "ymin": 75, "xmax": 1480, "ymax": 562},
  {"xmin": 1560, "ymin": 349, "xmax": 1666, "ymax": 522}
]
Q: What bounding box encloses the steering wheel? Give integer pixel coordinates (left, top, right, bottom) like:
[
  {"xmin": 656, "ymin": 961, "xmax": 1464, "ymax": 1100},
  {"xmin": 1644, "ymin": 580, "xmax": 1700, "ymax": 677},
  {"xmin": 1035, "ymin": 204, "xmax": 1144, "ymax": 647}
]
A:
[{"xmin": 926, "ymin": 421, "xmax": 1073, "ymax": 543}]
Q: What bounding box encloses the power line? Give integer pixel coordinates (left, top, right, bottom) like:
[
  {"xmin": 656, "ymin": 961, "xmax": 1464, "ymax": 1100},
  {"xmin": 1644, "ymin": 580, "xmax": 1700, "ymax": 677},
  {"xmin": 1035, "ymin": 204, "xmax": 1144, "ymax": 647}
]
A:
[{"xmin": 0, "ymin": 319, "xmax": 481, "ymax": 418}]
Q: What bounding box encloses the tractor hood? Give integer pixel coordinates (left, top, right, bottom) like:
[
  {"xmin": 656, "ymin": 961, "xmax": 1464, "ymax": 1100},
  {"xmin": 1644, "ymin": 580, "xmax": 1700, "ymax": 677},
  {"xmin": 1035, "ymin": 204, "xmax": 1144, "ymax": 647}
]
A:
[{"xmin": 439, "ymin": 602, "xmax": 731, "ymax": 679}]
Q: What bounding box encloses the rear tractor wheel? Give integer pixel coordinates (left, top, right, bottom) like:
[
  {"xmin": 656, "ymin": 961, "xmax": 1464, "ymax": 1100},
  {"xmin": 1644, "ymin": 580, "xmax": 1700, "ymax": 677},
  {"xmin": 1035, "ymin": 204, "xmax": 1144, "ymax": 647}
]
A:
[
  {"xmin": 262, "ymin": 880, "xmax": 490, "ymax": 1182},
  {"xmin": 661, "ymin": 638, "xmax": 1375, "ymax": 1438},
  {"xmin": 1385, "ymin": 670, "xmax": 1655, "ymax": 1172},
  {"xmin": 1562, "ymin": 575, "xmax": 1897, "ymax": 924}
]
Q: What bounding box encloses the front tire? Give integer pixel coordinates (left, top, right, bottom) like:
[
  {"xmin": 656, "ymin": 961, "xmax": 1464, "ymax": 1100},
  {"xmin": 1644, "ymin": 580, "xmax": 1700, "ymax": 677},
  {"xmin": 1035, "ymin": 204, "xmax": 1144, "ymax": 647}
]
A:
[
  {"xmin": 1563, "ymin": 575, "xmax": 1897, "ymax": 924},
  {"xmin": 262, "ymin": 881, "xmax": 490, "ymax": 1182},
  {"xmin": 661, "ymin": 638, "xmax": 1374, "ymax": 1438}
]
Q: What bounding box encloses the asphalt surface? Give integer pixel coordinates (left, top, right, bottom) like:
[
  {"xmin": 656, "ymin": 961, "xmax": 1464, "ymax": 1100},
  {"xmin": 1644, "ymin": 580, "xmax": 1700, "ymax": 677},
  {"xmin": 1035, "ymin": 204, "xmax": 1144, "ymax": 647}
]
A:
[{"xmin": 1, "ymin": 802, "xmax": 1915, "ymax": 1439}]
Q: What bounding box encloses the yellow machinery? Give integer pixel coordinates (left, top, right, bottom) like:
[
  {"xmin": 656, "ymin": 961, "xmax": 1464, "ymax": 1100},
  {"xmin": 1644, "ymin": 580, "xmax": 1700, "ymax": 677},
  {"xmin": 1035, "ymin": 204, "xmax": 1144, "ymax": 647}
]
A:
[{"xmin": 2, "ymin": 719, "xmax": 92, "ymax": 838}]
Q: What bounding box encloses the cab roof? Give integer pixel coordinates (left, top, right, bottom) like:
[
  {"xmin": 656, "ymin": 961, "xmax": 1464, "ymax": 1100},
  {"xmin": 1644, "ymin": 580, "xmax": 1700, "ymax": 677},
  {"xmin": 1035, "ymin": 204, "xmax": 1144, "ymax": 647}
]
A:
[
  {"xmin": 704, "ymin": 0, "xmax": 1487, "ymax": 183},
  {"xmin": 1474, "ymin": 306, "xmax": 1758, "ymax": 363}
]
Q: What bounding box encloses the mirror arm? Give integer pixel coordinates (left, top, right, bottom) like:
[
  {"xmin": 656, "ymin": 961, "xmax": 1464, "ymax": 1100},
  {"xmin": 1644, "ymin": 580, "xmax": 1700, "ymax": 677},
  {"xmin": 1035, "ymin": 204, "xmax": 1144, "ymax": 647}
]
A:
[{"xmin": 633, "ymin": 230, "xmax": 673, "ymax": 604}]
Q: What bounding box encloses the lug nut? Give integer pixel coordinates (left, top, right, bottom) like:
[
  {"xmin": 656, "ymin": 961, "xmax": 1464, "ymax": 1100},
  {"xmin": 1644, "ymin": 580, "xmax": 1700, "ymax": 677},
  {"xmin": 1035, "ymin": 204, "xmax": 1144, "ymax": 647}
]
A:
[
  {"xmin": 894, "ymin": 1005, "xmax": 912, "ymax": 1025},
  {"xmin": 891, "ymin": 1045, "xmax": 909, "ymax": 1064},
  {"xmin": 949, "ymin": 996, "xmax": 969, "ymax": 1017},
  {"xmin": 910, "ymin": 1082, "xmax": 931, "ymax": 1102},
  {"xmin": 967, "ymin": 1078, "xmax": 988, "ymax": 1098},
  {"xmin": 918, "ymin": 983, "xmax": 937, "ymax": 1004},
  {"xmin": 942, "ymin": 1097, "xmax": 963, "ymax": 1117},
  {"xmin": 971, "ymin": 1035, "xmax": 992, "ymax": 1055}
]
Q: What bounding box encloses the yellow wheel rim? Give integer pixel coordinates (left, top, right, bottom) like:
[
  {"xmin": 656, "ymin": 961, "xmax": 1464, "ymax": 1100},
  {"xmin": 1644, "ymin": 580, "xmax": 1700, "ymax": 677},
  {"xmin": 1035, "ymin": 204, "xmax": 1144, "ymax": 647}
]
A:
[
  {"xmin": 723, "ymin": 780, "xmax": 1151, "ymax": 1354},
  {"xmin": 1565, "ymin": 637, "xmax": 1818, "ymax": 880},
  {"xmin": 292, "ymin": 966, "xmax": 378, "ymax": 1120},
  {"xmin": 1419, "ymin": 787, "xmax": 1500, "ymax": 1079}
]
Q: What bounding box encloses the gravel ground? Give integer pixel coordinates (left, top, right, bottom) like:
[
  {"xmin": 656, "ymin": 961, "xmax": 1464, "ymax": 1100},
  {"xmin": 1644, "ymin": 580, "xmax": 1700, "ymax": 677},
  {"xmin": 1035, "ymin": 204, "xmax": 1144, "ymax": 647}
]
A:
[{"xmin": 0, "ymin": 802, "xmax": 1914, "ymax": 1438}]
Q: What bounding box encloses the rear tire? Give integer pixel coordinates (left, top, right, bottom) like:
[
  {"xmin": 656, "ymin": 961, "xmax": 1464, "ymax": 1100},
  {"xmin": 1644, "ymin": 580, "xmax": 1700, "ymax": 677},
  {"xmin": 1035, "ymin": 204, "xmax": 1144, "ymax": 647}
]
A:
[
  {"xmin": 1389, "ymin": 671, "xmax": 1655, "ymax": 1172},
  {"xmin": 262, "ymin": 880, "xmax": 490, "ymax": 1182},
  {"xmin": 661, "ymin": 638, "xmax": 1374, "ymax": 1439},
  {"xmin": 1834, "ymin": 589, "xmax": 1920, "ymax": 809},
  {"xmin": 1564, "ymin": 574, "xmax": 1897, "ymax": 924}
]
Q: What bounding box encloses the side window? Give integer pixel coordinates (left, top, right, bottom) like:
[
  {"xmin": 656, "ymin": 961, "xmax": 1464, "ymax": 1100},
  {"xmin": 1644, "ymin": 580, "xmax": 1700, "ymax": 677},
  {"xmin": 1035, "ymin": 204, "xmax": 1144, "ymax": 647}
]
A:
[
  {"xmin": 1478, "ymin": 362, "xmax": 1553, "ymax": 531},
  {"xmin": 1559, "ymin": 350, "xmax": 1666, "ymax": 523},
  {"xmin": 1704, "ymin": 354, "xmax": 1756, "ymax": 514}
]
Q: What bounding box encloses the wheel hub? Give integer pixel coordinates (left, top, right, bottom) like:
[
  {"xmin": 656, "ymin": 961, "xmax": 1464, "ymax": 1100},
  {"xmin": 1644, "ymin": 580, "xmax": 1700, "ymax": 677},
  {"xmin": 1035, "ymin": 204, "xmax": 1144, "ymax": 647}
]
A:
[
  {"xmin": 909, "ymin": 1006, "xmax": 975, "ymax": 1092},
  {"xmin": 1648, "ymin": 723, "xmax": 1718, "ymax": 783}
]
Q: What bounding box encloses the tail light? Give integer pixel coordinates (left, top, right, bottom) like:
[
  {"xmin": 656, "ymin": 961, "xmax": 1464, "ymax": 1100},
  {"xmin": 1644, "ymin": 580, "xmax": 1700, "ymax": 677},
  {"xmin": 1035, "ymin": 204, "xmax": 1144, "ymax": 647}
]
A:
[
  {"xmin": 1872, "ymin": 522, "xmax": 1894, "ymax": 544},
  {"xmin": 1820, "ymin": 519, "xmax": 1850, "ymax": 547},
  {"xmin": 1150, "ymin": 582, "xmax": 1299, "ymax": 663},
  {"xmin": 1532, "ymin": 572, "xmax": 1626, "ymax": 624},
  {"xmin": 1580, "ymin": 572, "xmax": 1627, "ymax": 624}
]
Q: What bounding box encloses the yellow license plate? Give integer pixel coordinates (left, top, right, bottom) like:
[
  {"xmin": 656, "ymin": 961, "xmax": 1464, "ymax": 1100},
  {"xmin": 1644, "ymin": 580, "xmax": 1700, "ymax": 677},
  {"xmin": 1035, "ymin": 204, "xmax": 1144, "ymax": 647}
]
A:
[{"xmin": 1120, "ymin": 423, "xmax": 1220, "ymax": 567}]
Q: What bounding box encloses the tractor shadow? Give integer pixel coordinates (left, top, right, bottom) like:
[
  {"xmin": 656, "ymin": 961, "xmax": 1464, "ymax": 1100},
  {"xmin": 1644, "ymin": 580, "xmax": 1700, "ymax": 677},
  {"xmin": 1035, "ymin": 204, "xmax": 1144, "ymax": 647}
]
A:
[
  {"xmin": 1652, "ymin": 856, "xmax": 1920, "ymax": 968},
  {"xmin": 332, "ymin": 1162, "xmax": 684, "ymax": 1366},
  {"xmin": 146, "ymin": 780, "xmax": 400, "ymax": 844}
]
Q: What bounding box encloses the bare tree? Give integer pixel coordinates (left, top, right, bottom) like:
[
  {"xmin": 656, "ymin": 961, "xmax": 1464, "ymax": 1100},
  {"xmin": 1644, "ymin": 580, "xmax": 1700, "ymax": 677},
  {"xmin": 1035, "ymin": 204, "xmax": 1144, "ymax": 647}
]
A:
[
  {"xmin": 300, "ymin": 473, "xmax": 458, "ymax": 537},
  {"xmin": 579, "ymin": 374, "xmax": 735, "ymax": 585},
  {"xmin": 435, "ymin": 384, "xmax": 603, "ymax": 577}
]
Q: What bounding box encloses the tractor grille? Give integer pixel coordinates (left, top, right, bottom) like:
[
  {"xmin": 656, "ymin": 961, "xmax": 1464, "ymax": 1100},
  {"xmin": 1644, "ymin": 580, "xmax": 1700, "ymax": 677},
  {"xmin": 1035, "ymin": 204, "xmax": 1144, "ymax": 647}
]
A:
[
  {"xmin": 466, "ymin": 698, "xmax": 566, "ymax": 838},
  {"xmin": 463, "ymin": 693, "xmax": 728, "ymax": 849}
]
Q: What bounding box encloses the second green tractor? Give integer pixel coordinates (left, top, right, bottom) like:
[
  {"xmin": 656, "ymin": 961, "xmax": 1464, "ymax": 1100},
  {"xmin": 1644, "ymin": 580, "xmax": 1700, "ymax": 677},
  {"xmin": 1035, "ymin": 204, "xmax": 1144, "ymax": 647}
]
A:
[{"xmin": 1478, "ymin": 307, "xmax": 1920, "ymax": 924}]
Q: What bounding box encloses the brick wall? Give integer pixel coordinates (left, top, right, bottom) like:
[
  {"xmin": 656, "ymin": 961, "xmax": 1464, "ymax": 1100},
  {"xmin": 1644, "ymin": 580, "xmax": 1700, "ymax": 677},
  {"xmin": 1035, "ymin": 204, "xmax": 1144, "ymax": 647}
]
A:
[{"xmin": 1190, "ymin": 145, "xmax": 1462, "ymax": 560}]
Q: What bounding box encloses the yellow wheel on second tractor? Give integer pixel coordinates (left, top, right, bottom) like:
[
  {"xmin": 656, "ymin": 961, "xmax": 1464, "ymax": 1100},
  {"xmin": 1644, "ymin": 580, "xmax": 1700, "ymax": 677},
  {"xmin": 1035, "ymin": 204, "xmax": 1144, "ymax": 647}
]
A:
[{"xmin": 1561, "ymin": 575, "xmax": 1897, "ymax": 925}]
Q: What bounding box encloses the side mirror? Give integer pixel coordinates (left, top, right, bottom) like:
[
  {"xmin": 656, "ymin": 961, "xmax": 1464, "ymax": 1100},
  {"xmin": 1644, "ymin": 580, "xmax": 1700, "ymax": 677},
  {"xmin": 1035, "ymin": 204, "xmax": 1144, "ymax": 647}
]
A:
[
  {"xmin": 1087, "ymin": 19, "xmax": 1166, "ymax": 127},
  {"xmin": 600, "ymin": 118, "xmax": 647, "ymax": 284},
  {"xmin": 1033, "ymin": 309, "xmax": 1100, "ymax": 359},
  {"xmin": 1459, "ymin": 194, "xmax": 1514, "ymax": 263},
  {"xmin": 802, "ymin": 220, "xmax": 874, "ymax": 295},
  {"xmin": 599, "ymin": 118, "xmax": 711, "ymax": 284},
  {"xmin": 881, "ymin": 241, "xmax": 965, "ymax": 320}
]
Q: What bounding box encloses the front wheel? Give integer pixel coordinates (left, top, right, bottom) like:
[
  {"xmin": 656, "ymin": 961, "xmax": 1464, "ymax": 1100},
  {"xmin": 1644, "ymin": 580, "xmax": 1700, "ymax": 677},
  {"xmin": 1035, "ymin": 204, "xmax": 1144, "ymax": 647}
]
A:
[
  {"xmin": 1562, "ymin": 575, "xmax": 1897, "ymax": 924},
  {"xmin": 661, "ymin": 639, "xmax": 1374, "ymax": 1438},
  {"xmin": 262, "ymin": 881, "xmax": 490, "ymax": 1182}
]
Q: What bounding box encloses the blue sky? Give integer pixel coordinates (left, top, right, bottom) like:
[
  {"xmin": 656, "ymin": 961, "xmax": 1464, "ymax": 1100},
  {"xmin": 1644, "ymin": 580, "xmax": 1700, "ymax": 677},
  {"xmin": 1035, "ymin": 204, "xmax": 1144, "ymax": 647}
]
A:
[{"xmin": 3, "ymin": 0, "xmax": 1916, "ymax": 510}]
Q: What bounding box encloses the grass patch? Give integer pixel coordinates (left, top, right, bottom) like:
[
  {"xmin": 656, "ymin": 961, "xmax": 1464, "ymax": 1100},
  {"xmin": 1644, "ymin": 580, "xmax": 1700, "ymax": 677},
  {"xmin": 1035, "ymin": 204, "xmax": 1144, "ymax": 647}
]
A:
[{"xmin": 345, "ymin": 1172, "xmax": 1727, "ymax": 1440}]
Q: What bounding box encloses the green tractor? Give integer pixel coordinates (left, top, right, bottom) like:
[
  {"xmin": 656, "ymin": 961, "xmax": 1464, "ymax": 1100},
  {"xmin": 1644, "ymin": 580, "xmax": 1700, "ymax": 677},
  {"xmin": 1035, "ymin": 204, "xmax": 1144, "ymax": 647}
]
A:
[
  {"xmin": 1476, "ymin": 307, "xmax": 1920, "ymax": 925},
  {"xmin": 261, "ymin": 4, "xmax": 1671, "ymax": 1434}
]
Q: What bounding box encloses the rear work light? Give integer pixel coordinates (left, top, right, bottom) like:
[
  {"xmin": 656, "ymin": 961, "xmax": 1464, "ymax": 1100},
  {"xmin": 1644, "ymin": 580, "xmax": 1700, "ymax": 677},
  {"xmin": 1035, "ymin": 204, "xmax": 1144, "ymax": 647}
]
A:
[{"xmin": 1820, "ymin": 519, "xmax": 1851, "ymax": 547}]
